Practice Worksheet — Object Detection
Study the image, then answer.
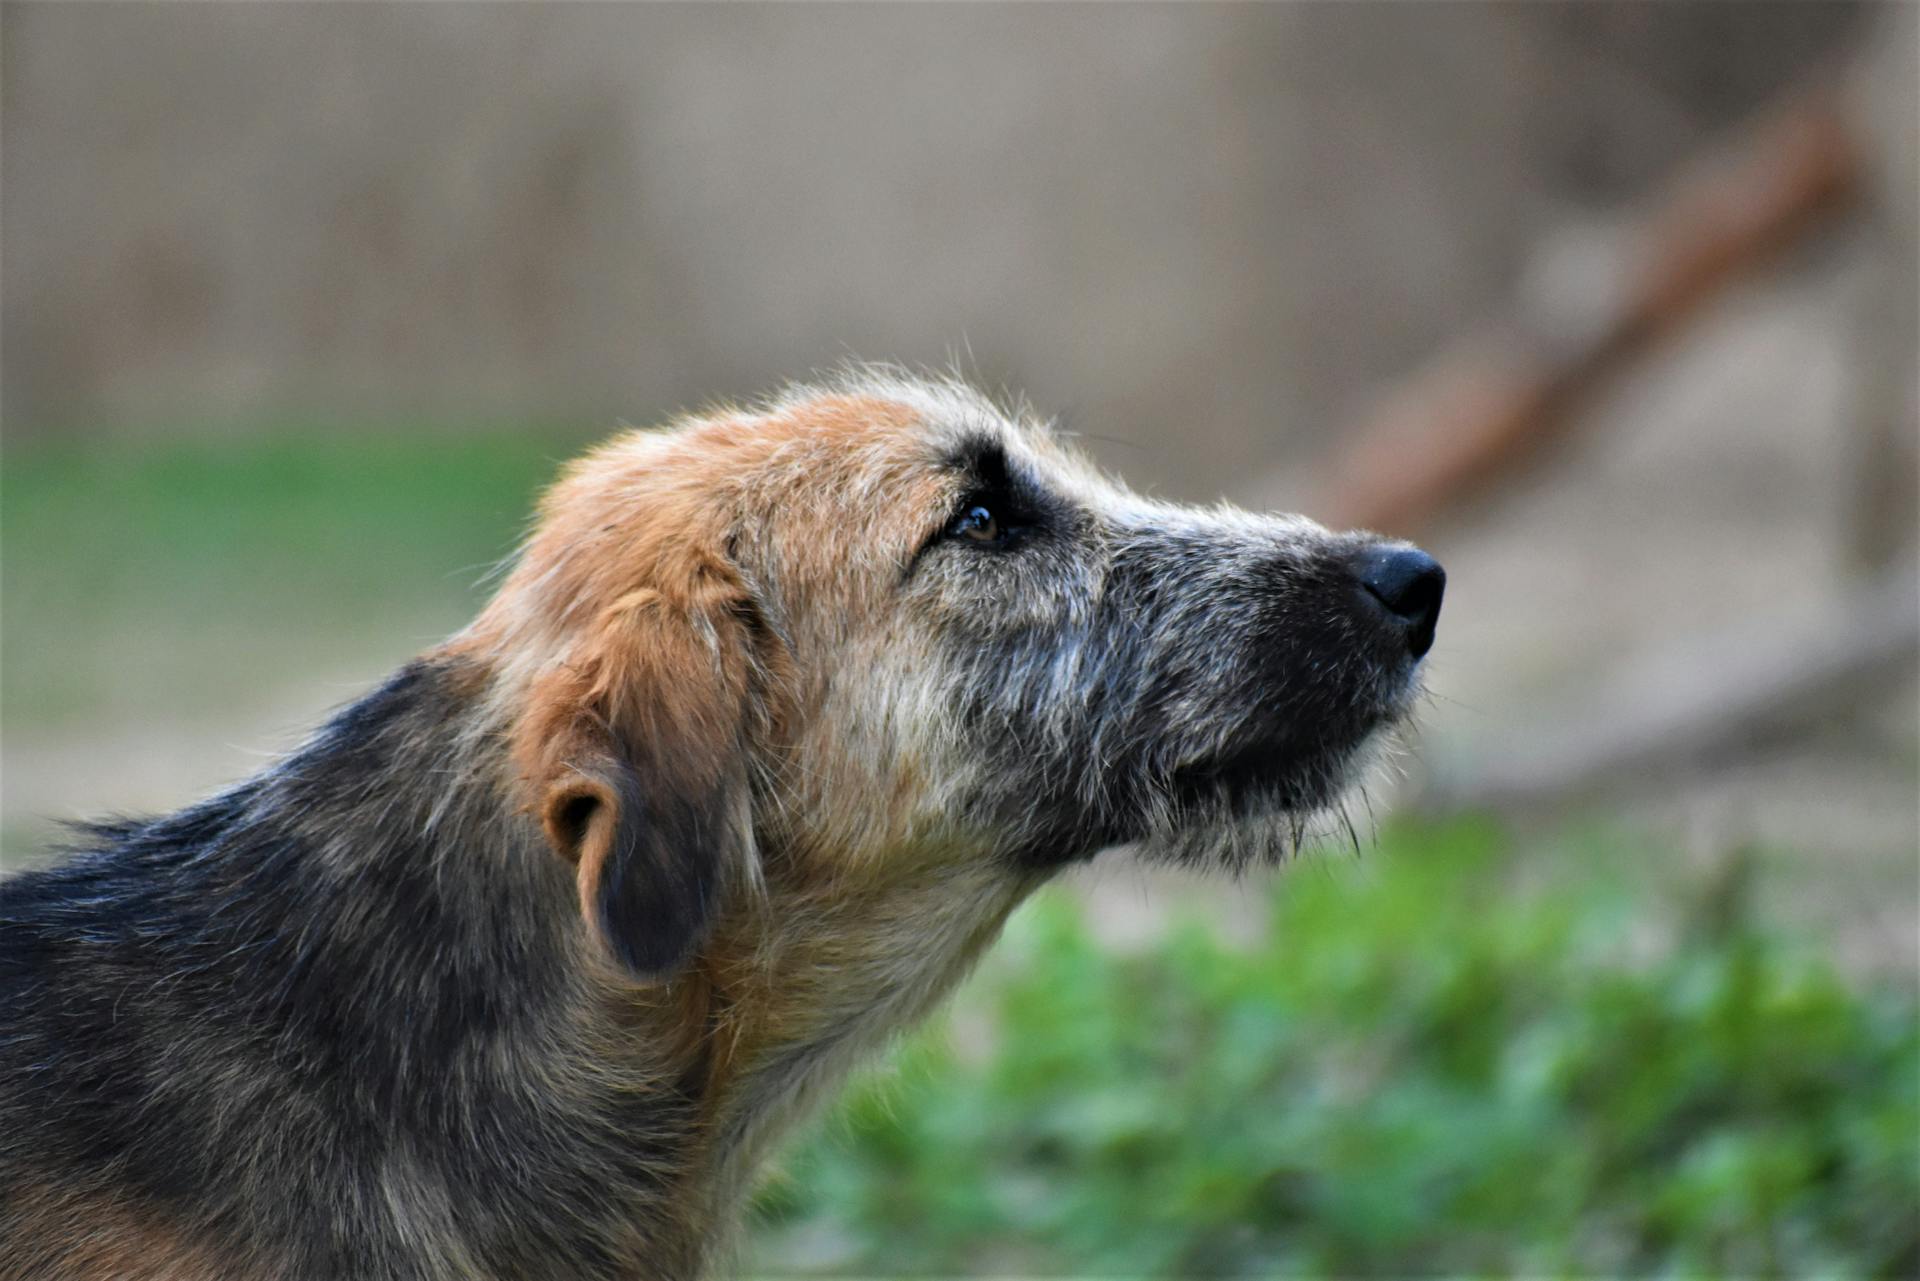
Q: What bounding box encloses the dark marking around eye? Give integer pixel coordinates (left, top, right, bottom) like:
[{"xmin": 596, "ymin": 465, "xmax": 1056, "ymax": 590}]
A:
[
  {"xmin": 953, "ymin": 439, "xmax": 1015, "ymax": 495},
  {"xmin": 900, "ymin": 436, "xmax": 1057, "ymax": 579}
]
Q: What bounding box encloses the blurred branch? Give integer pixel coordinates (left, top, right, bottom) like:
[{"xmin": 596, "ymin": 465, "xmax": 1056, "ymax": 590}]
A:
[
  {"xmin": 1317, "ymin": 79, "xmax": 1862, "ymax": 539},
  {"xmin": 1422, "ymin": 558, "xmax": 1919, "ymax": 815}
]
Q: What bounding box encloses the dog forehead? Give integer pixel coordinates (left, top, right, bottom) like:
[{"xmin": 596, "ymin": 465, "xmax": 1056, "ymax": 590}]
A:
[
  {"xmin": 754, "ymin": 389, "xmax": 1135, "ymax": 541},
  {"xmin": 529, "ymin": 378, "xmax": 1139, "ymax": 603},
  {"xmin": 755, "ymin": 386, "xmax": 1031, "ymax": 475},
  {"xmin": 766, "ymin": 392, "xmax": 985, "ymax": 465},
  {"xmin": 582, "ymin": 372, "xmax": 1112, "ymax": 510},
  {"xmin": 740, "ymin": 392, "xmax": 1013, "ymax": 574}
]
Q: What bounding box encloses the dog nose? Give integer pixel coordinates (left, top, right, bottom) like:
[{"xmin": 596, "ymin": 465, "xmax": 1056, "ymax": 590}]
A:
[{"xmin": 1353, "ymin": 546, "xmax": 1445, "ymax": 660}]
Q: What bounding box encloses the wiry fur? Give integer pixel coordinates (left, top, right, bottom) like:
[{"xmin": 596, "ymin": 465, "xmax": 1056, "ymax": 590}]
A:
[{"xmin": 0, "ymin": 370, "xmax": 1438, "ymax": 1279}]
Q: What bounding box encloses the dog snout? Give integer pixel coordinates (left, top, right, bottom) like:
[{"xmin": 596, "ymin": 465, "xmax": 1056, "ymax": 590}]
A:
[{"xmin": 1350, "ymin": 545, "xmax": 1445, "ymax": 660}]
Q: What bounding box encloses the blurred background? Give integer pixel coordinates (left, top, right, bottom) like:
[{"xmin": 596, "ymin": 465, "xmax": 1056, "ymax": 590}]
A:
[{"xmin": 3, "ymin": 3, "xmax": 1915, "ymax": 1274}]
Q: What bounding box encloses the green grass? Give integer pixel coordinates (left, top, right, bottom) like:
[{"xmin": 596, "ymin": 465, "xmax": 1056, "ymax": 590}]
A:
[
  {"xmin": 751, "ymin": 822, "xmax": 1920, "ymax": 1277},
  {"xmin": 2, "ymin": 428, "xmax": 592, "ymax": 724}
]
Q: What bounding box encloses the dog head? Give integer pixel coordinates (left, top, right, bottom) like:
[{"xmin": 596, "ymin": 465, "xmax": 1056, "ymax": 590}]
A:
[{"xmin": 480, "ymin": 372, "xmax": 1442, "ymax": 978}]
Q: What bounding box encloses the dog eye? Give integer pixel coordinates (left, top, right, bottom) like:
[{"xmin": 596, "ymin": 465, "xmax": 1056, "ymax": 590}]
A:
[{"xmin": 950, "ymin": 504, "xmax": 1002, "ymax": 543}]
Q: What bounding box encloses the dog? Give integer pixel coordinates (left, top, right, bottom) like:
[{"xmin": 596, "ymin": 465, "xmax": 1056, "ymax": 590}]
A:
[{"xmin": 0, "ymin": 371, "xmax": 1443, "ymax": 1280}]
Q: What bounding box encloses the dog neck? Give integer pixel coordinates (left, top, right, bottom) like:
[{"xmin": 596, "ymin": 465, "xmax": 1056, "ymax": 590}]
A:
[{"xmin": 667, "ymin": 854, "xmax": 1043, "ymax": 1226}]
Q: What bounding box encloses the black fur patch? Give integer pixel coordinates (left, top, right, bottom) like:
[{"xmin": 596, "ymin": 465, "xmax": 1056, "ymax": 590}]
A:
[
  {"xmin": 590, "ymin": 762, "xmax": 726, "ymax": 979},
  {"xmin": 0, "ymin": 659, "xmax": 689, "ymax": 1277}
]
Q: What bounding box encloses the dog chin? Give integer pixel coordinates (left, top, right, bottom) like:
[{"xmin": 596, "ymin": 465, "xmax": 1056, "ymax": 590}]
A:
[{"xmin": 1130, "ymin": 719, "xmax": 1399, "ymax": 872}]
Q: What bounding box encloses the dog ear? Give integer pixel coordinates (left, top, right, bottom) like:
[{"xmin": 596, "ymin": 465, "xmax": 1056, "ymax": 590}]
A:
[{"xmin": 518, "ymin": 579, "xmax": 757, "ymax": 980}]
